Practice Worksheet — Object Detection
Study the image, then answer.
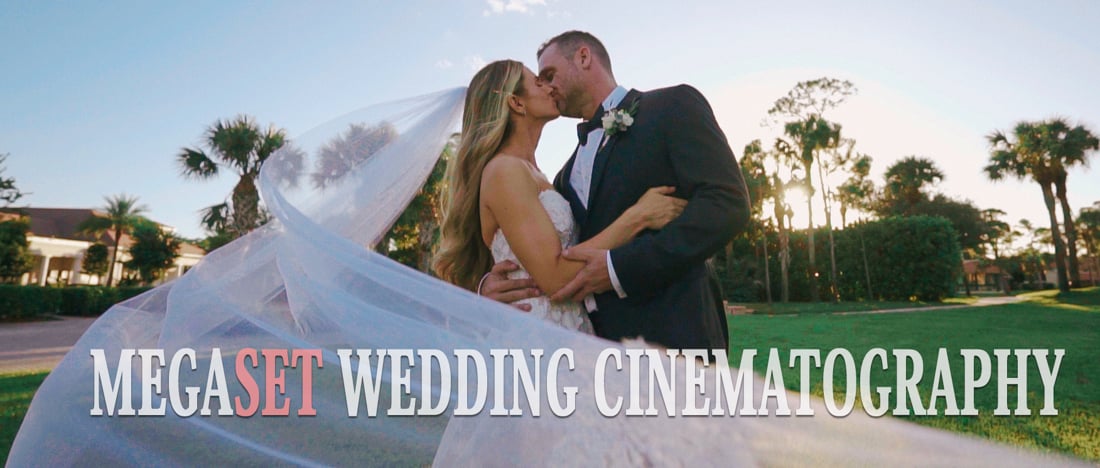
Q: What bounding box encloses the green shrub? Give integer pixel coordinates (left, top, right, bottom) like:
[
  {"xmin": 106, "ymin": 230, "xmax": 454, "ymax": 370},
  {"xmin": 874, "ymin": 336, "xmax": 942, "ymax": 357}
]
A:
[
  {"xmin": 58, "ymin": 287, "xmax": 92, "ymax": 316},
  {"xmin": 117, "ymin": 286, "xmax": 152, "ymax": 303},
  {"xmin": 727, "ymin": 216, "xmax": 963, "ymax": 303},
  {"xmin": 58, "ymin": 286, "xmax": 151, "ymax": 317},
  {"xmin": 0, "ymin": 285, "xmax": 62, "ymax": 319},
  {"xmin": 0, "ymin": 285, "xmax": 154, "ymax": 319},
  {"xmin": 0, "ymin": 219, "xmax": 34, "ymax": 283},
  {"xmin": 836, "ymin": 216, "xmax": 962, "ymax": 301}
]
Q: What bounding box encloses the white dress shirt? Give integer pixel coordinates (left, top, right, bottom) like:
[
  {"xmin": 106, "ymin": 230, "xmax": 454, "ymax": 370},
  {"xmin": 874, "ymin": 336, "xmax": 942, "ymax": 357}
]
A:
[{"xmin": 572, "ymin": 86, "xmax": 630, "ymax": 311}]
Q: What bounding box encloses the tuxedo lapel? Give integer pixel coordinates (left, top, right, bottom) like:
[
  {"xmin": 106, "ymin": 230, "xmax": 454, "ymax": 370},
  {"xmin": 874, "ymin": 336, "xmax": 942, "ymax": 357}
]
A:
[
  {"xmin": 587, "ymin": 89, "xmax": 642, "ymax": 209},
  {"xmin": 556, "ymin": 145, "xmax": 588, "ymax": 226}
]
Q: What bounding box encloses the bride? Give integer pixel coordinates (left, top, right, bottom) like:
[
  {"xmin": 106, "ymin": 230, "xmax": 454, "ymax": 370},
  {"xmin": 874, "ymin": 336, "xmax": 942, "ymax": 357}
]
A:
[{"xmin": 434, "ymin": 59, "xmax": 684, "ymax": 333}]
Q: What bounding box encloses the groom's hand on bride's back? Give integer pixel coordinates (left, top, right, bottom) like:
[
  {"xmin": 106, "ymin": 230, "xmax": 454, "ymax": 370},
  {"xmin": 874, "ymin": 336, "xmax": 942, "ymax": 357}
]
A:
[
  {"xmin": 551, "ymin": 247, "xmax": 613, "ymax": 303},
  {"xmin": 479, "ymin": 260, "xmax": 541, "ymax": 312}
]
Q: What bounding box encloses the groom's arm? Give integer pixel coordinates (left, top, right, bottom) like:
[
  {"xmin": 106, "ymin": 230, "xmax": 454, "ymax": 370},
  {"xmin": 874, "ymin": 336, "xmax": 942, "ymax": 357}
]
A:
[{"xmin": 610, "ymin": 85, "xmax": 750, "ymax": 299}]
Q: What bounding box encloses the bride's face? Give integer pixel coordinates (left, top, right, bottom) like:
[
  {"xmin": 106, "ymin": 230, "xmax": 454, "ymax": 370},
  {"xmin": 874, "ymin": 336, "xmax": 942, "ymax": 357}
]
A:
[{"xmin": 516, "ymin": 67, "xmax": 560, "ymax": 121}]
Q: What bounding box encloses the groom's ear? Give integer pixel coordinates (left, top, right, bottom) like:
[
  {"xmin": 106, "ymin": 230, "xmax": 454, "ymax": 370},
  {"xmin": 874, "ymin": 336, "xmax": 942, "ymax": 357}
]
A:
[{"xmin": 575, "ymin": 46, "xmax": 592, "ymax": 69}]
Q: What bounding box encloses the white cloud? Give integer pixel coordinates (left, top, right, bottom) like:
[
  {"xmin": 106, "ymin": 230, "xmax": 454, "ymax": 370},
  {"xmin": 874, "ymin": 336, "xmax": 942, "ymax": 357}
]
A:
[
  {"xmin": 435, "ymin": 59, "xmax": 454, "ymax": 69},
  {"xmin": 484, "ymin": 0, "xmax": 547, "ymax": 15},
  {"xmin": 465, "ymin": 55, "xmax": 487, "ymax": 71}
]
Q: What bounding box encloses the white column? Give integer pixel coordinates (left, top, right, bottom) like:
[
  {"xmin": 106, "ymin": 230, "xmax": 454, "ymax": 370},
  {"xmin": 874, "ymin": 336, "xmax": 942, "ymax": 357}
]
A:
[
  {"xmin": 70, "ymin": 252, "xmax": 85, "ymax": 285},
  {"xmin": 38, "ymin": 255, "xmax": 52, "ymax": 286}
]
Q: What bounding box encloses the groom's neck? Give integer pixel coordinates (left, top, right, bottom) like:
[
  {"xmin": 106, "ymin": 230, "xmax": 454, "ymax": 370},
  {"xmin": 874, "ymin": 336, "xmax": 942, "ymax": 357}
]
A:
[{"xmin": 580, "ymin": 78, "xmax": 618, "ymax": 120}]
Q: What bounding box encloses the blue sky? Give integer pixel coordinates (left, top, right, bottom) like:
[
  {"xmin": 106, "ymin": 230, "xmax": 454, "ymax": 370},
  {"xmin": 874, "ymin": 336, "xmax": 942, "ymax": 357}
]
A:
[{"xmin": 2, "ymin": 0, "xmax": 1098, "ymax": 241}]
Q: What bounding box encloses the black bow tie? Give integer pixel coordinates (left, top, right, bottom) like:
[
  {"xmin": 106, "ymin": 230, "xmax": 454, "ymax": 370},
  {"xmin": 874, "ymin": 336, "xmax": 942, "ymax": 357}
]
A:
[{"xmin": 576, "ymin": 108, "xmax": 605, "ymax": 146}]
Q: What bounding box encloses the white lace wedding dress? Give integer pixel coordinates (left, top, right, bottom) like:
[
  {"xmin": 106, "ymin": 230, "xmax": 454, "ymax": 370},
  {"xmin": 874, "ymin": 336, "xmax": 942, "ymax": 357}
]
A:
[{"xmin": 490, "ymin": 189, "xmax": 594, "ymax": 334}]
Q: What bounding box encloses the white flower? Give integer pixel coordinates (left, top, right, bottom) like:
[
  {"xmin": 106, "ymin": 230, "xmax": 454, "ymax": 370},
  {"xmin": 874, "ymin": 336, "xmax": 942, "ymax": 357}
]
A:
[
  {"xmin": 601, "ymin": 108, "xmax": 636, "ymax": 136},
  {"xmin": 601, "ymin": 113, "xmax": 617, "ymax": 129}
]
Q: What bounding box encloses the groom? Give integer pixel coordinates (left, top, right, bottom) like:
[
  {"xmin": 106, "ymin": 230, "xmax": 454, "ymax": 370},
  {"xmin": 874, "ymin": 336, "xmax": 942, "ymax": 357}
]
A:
[{"xmin": 482, "ymin": 31, "xmax": 749, "ymax": 351}]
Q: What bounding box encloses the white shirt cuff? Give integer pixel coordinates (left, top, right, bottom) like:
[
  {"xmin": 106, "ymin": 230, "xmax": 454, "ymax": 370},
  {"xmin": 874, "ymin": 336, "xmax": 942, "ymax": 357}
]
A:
[
  {"xmin": 607, "ymin": 251, "xmax": 628, "ymax": 299},
  {"xmin": 584, "ymin": 295, "xmax": 597, "ymax": 313}
]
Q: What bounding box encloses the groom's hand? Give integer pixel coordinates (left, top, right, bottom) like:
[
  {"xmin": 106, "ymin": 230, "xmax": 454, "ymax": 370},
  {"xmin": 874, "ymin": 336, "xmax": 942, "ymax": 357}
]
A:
[
  {"xmin": 481, "ymin": 260, "xmax": 540, "ymax": 312},
  {"xmin": 553, "ymin": 247, "xmax": 612, "ymax": 302}
]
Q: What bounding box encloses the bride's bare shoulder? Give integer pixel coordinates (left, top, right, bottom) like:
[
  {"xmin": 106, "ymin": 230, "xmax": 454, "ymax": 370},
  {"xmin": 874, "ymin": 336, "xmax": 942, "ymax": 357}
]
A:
[
  {"xmin": 483, "ymin": 153, "xmax": 529, "ymax": 173},
  {"xmin": 481, "ymin": 154, "xmax": 539, "ymax": 195}
]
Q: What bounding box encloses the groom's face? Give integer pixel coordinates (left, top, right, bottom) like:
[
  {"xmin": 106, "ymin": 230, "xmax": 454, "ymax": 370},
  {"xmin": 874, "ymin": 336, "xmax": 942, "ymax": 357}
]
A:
[{"xmin": 537, "ymin": 43, "xmax": 586, "ymax": 119}]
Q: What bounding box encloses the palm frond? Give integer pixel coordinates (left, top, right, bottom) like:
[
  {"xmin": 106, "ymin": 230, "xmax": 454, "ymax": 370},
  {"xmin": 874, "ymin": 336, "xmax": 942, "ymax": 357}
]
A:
[
  {"xmin": 76, "ymin": 215, "xmax": 113, "ymax": 236},
  {"xmin": 207, "ymin": 115, "xmax": 262, "ymax": 171},
  {"xmin": 200, "ymin": 203, "xmax": 230, "ymax": 232},
  {"xmin": 178, "ymin": 147, "xmax": 219, "ymax": 180}
]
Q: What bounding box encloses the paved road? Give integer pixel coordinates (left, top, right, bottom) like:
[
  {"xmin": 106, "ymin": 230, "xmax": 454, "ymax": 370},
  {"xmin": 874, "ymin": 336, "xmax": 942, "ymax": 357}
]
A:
[
  {"xmin": 0, "ymin": 316, "xmax": 97, "ymax": 373},
  {"xmin": 1, "ymin": 296, "xmax": 1027, "ymax": 373}
]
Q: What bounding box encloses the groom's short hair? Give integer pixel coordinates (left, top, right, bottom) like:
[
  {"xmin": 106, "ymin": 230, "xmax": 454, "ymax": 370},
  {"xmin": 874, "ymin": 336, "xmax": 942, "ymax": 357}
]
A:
[{"xmin": 538, "ymin": 30, "xmax": 613, "ymax": 73}]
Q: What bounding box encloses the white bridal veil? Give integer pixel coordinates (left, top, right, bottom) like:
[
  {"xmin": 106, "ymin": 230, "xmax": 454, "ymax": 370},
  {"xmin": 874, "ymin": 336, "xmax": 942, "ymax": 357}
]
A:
[{"xmin": 8, "ymin": 88, "xmax": 1084, "ymax": 467}]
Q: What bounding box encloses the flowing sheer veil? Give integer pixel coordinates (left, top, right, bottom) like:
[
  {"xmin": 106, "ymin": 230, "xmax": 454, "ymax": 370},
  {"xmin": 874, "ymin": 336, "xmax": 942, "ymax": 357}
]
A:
[{"xmin": 8, "ymin": 87, "xmax": 1084, "ymax": 467}]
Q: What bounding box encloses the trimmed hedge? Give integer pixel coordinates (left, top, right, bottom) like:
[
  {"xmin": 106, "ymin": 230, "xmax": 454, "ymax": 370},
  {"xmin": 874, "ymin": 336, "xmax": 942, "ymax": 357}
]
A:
[
  {"xmin": 722, "ymin": 216, "xmax": 962, "ymax": 302},
  {"xmin": 0, "ymin": 285, "xmax": 152, "ymax": 320},
  {"xmin": 0, "ymin": 285, "xmax": 62, "ymax": 319},
  {"xmin": 835, "ymin": 216, "xmax": 962, "ymax": 301}
]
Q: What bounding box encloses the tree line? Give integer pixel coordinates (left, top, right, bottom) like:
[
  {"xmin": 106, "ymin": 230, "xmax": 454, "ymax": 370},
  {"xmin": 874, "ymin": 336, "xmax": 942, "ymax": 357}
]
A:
[
  {"xmin": 64, "ymin": 79, "xmax": 1090, "ymax": 297},
  {"xmin": 731, "ymin": 77, "xmax": 1098, "ymax": 301}
]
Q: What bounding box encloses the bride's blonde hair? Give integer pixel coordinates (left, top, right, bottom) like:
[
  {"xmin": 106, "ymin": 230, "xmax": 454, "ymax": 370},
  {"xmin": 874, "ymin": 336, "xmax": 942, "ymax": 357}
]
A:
[{"xmin": 434, "ymin": 60, "xmax": 526, "ymax": 291}]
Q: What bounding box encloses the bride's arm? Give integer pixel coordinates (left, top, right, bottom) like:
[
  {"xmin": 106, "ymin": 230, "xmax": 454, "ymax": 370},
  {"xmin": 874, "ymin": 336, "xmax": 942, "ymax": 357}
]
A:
[
  {"xmin": 483, "ymin": 158, "xmax": 684, "ymax": 297},
  {"xmin": 482, "ymin": 158, "xmax": 586, "ymax": 296},
  {"xmin": 572, "ymin": 186, "xmax": 685, "ymax": 251}
]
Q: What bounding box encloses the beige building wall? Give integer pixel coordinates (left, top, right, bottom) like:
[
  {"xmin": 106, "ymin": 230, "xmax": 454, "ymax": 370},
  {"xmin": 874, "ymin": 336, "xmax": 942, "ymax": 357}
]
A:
[{"xmin": 23, "ymin": 235, "xmax": 204, "ymax": 286}]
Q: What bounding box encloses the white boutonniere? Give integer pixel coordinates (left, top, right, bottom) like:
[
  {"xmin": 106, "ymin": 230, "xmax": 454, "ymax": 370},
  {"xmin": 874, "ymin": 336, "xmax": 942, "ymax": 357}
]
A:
[{"xmin": 601, "ymin": 100, "xmax": 639, "ymax": 138}]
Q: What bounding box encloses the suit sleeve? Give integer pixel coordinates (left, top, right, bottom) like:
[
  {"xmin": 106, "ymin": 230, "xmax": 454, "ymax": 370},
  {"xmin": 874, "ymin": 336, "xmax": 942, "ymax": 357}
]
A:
[{"xmin": 609, "ymin": 85, "xmax": 750, "ymax": 298}]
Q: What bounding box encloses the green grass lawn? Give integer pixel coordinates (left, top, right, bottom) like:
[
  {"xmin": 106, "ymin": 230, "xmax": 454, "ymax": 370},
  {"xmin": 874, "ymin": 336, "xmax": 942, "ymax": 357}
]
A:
[
  {"xmin": 3, "ymin": 289, "xmax": 1097, "ymax": 463},
  {"xmin": 741, "ymin": 295, "xmax": 979, "ymax": 315},
  {"xmin": 0, "ymin": 371, "xmax": 48, "ymax": 464},
  {"xmin": 728, "ymin": 287, "xmax": 1100, "ymax": 461}
]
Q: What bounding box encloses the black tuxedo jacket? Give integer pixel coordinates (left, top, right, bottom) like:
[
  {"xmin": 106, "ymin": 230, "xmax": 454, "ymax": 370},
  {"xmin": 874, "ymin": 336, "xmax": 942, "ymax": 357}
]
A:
[{"xmin": 553, "ymin": 85, "xmax": 750, "ymax": 350}]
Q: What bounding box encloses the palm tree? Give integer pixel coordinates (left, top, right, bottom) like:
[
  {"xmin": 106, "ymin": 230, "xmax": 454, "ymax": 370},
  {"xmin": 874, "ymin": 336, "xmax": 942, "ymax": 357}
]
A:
[
  {"xmin": 0, "ymin": 153, "xmax": 25, "ymax": 206},
  {"xmin": 740, "ymin": 139, "xmax": 774, "ymax": 303},
  {"xmin": 979, "ymin": 208, "xmax": 1011, "ymax": 291},
  {"xmin": 771, "ymin": 138, "xmax": 801, "ymax": 302},
  {"xmin": 1016, "ymin": 219, "xmax": 1046, "ymax": 286},
  {"xmin": 836, "ymin": 154, "xmax": 874, "ymax": 229},
  {"xmin": 783, "ymin": 115, "xmax": 841, "ymax": 302},
  {"xmin": 178, "ymin": 115, "xmax": 298, "ymax": 238},
  {"xmin": 78, "ymin": 194, "xmax": 148, "ymax": 287},
  {"xmin": 986, "ymin": 122, "xmax": 1070, "ymax": 292},
  {"xmin": 312, "ymin": 122, "xmax": 398, "ymax": 189},
  {"xmin": 834, "ymin": 152, "xmax": 876, "ymax": 298},
  {"xmin": 1044, "ymin": 119, "xmax": 1099, "ymax": 287},
  {"xmin": 882, "ymin": 156, "xmax": 945, "ymax": 212},
  {"xmin": 818, "ymin": 138, "xmax": 865, "ymax": 301},
  {"xmin": 378, "ymin": 134, "xmax": 456, "ymax": 272},
  {"xmin": 767, "ymin": 77, "xmax": 856, "ymax": 302},
  {"xmin": 980, "ymin": 209, "xmax": 1010, "ymax": 261}
]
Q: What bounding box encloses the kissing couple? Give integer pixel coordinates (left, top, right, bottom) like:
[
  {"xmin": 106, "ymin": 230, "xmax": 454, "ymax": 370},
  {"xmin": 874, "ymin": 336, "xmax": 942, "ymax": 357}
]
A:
[{"xmin": 435, "ymin": 30, "xmax": 751, "ymax": 351}]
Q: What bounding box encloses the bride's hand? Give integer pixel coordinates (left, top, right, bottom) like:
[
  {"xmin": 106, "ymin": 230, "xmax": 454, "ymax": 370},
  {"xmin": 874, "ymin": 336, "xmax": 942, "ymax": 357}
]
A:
[{"xmin": 627, "ymin": 186, "xmax": 686, "ymax": 231}]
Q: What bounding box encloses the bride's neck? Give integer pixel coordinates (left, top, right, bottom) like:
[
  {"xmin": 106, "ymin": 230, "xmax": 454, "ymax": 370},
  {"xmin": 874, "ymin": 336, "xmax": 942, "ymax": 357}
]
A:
[{"xmin": 498, "ymin": 120, "xmax": 544, "ymax": 165}]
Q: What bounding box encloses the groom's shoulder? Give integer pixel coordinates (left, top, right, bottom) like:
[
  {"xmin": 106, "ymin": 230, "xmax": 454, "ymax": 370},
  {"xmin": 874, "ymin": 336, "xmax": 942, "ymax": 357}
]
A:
[
  {"xmin": 642, "ymin": 84, "xmax": 714, "ymax": 113},
  {"xmin": 644, "ymin": 84, "xmax": 705, "ymax": 99}
]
